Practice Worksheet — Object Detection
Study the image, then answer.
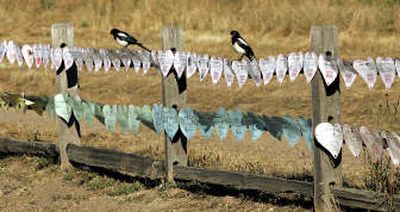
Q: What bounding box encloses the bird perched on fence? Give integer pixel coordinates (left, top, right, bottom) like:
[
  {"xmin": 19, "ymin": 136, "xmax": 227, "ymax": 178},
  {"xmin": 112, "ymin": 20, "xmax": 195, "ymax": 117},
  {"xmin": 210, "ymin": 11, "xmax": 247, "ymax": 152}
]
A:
[
  {"xmin": 230, "ymin": 30, "xmax": 256, "ymax": 61},
  {"xmin": 110, "ymin": 28, "xmax": 151, "ymax": 52}
]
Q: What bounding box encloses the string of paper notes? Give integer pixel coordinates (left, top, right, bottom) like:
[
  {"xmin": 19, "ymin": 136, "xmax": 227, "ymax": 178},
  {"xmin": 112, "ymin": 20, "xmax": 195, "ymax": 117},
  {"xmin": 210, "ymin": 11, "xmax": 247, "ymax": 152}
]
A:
[
  {"xmin": 0, "ymin": 40, "xmax": 399, "ymax": 90},
  {"xmin": 1, "ymin": 92, "xmax": 399, "ymax": 165},
  {"xmin": 0, "ymin": 92, "xmax": 313, "ymax": 150},
  {"xmin": 315, "ymin": 122, "xmax": 400, "ymax": 166}
]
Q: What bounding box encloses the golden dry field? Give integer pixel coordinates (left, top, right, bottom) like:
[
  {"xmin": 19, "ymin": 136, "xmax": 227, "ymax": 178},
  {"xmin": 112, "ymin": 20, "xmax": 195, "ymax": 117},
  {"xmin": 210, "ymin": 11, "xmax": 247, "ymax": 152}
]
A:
[{"xmin": 1, "ymin": 0, "xmax": 400, "ymax": 211}]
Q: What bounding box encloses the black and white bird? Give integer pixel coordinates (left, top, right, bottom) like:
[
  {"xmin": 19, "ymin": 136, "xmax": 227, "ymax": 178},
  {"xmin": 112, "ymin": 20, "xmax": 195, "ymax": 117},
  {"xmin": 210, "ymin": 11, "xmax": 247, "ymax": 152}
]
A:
[
  {"xmin": 230, "ymin": 30, "xmax": 256, "ymax": 61},
  {"xmin": 110, "ymin": 28, "xmax": 150, "ymax": 52}
]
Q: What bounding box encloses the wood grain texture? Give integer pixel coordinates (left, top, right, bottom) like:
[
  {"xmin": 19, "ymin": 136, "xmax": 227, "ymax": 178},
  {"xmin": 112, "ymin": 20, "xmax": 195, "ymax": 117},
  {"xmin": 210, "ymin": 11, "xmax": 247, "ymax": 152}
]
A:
[
  {"xmin": 67, "ymin": 144, "xmax": 163, "ymax": 179},
  {"xmin": 51, "ymin": 23, "xmax": 81, "ymax": 168},
  {"xmin": 310, "ymin": 25, "xmax": 342, "ymax": 211},
  {"xmin": 0, "ymin": 137, "xmax": 59, "ymax": 159},
  {"xmin": 161, "ymin": 25, "xmax": 188, "ymax": 182},
  {"xmin": 333, "ymin": 187, "xmax": 400, "ymax": 211}
]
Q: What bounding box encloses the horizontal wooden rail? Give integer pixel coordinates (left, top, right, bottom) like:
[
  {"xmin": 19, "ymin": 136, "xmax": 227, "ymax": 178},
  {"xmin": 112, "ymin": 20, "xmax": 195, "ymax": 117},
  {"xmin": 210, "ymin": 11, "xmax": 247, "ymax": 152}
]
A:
[
  {"xmin": 67, "ymin": 144, "xmax": 163, "ymax": 180},
  {"xmin": 0, "ymin": 137, "xmax": 399, "ymax": 211},
  {"xmin": 0, "ymin": 137, "xmax": 59, "ymax": 158}
]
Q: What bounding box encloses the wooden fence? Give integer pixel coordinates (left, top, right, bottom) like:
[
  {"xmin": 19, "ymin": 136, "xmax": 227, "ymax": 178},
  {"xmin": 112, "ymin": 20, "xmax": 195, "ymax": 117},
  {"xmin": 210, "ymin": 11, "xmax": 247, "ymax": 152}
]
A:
[{"xmin": 0, "ymin": 23, "xmax": 399, "ymax": 211}]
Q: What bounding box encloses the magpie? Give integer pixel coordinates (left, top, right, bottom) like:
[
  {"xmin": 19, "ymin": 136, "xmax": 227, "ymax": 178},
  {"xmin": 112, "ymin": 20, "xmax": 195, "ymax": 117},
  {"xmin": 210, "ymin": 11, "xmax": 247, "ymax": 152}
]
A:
[
  {"xmin": 230, "ymin": 30, "xmax": 256, "ymax": 61},
  {"xmin": 110, "ymin": 28, "xmax": 150, "ymax": 52}
]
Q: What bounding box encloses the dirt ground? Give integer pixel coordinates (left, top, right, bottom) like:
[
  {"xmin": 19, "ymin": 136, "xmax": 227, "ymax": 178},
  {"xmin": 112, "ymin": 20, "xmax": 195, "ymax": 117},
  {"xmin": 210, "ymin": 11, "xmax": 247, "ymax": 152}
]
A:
[{"xmin": 0, "ymin": 156, "xmax": 310, "ymax": 212}]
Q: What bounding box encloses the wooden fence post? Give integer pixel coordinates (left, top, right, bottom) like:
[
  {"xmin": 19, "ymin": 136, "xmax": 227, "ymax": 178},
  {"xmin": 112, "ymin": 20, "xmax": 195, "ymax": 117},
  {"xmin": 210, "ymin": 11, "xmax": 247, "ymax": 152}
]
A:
[
  {"xmin": 161, "ymin": 25, "xmax": 188, "ymax": 182},
  {"xmin": 310, "ymin": 25, "xmax": 342, "ymax": 211},
  {"xmin": 51, "ymin": 23, "xmax": 81, "ymax": 168}
]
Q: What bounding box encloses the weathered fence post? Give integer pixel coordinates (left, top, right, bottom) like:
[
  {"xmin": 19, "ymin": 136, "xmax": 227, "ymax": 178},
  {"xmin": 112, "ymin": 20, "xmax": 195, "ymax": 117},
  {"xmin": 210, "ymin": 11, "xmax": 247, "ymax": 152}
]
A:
[
  {"xmin": 310, "ymin": 25, "xmax": 342, "ymax": 211},
  {"xmin": 161, "ymin": 25, "xmax": 188, "ymax": 182},
  {"xmin": 51, "ymin": 23, "xmax": 81, "ymax": 168}
]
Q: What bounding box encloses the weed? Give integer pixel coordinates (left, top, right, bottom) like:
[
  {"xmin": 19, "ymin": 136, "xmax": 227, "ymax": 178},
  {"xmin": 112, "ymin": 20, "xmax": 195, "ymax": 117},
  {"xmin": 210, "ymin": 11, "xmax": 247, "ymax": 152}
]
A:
[
  {"xmin": 106, "ymin": 181, "xmax": 142, "ymax": 196},
  {"xmin": 63, "ymin": 168, "xmax": 143, "ymax": 196},
  {"xmin": 23, "ymin": 156, "xmax": 52, "ymax": 170},
  {"xmin": 40, "ymin": 0, "xmax": 54, "ymax": 10}
]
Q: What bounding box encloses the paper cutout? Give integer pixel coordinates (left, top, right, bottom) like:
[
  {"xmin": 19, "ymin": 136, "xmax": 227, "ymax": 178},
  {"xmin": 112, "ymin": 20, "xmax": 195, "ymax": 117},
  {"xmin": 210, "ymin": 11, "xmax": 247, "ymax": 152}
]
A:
[
  {"xmin": 174, "ymin": 51, "xmax": 188, "ymax": 79},
  {"xmin": 21, "ymin": 44, "xmax": 34, "ymax": 68},
  {"xmin": 152, "ymin": 104, "xmax": 164, "ymax": 134},
  {"xmin": 232, "ymin": 60, "xmax": 248, "ymax": 88},
  {"xmin": 223, "ymin": 59, "xmax": 235, "ymax": 87},
  {"xmin": 259, "ymin": 56, "xmax": 275, "ymax": 85},
  {"xmin": 186, "ymin": 52, "xmax": 198, "ymax": 78},
  {"xmin": 315, "ymin": 122, "xmax": 343, "ymax": 159},
  {"xmin": 196, "ymin": 111, "xmax": 214, "ymax": 140},
  {"xmin": 288, "ymin": 52, "xmax": 303, "ymax": 81},
  {"xmin": 342, "ymin": 124, "xmax": 362, "ymax": 157},
  {"xmin": 139, "ymin": 50, "xmax": 151, "ymax": 74},
  {"xmin": 395, "ymin": 59, "xmax": 400, "ymax": 78},
  {"xmin": 33, "ymin": 44, "xmax": 42, "ymax": 68},
  {"xmin": 276, "ymin": 54, "xmax": 288, "ymax": 84},
  {"xmin": 52, "ymin": 48, "xmax": 63, "ymax": 71},
  {"xmin": 71, "ymin": 47, "xmax": 84, "ymax": 72},
  {"xmin": 243, "ymin": 112, "xmax": 264, "ymax": 141},
  {"xmin": 128, "ymin": 105, "xmax": 140, "ymax": 134},
  {"xmin": 129, "ymin": 51, "xmax": 141, "ymax": 73},
  {"xmin": 199, "ymin": 125, "xmax": 213, "ymax": 139},
  {"xmin": 282, "ymin": 116, "xmax": 302, "ymax": 146},
  {"xmin": 133, "ymin": 105, "xmax": 152, "ymax": 127},
  {"xmin": 119, "ymin": 50, "xmax": 131, "ymax": 72},
  {"xmin": 15, "ymin": 44, "xmax": 23, "ymax": 67},
  {"xmin": 68, "ymin": 95, "xmax": 83, "ymax": 121},
  {"xmin": 376, "ymin": 57, "xmax": 395, "ymax": 90},
  {"xmin": 109, "ymin": 50, "xmax": 120, "ymax": 72},
  {"xmin": 42, "ymin": 44, "xmax": 51, "ymax": 69},
  {"xmin": 303, "ymin": 52, "xmax": 318, "ymax": 83},
  {"xmin": 54, "ymin": 94, "xmax": 72, "ymax": 123},
  {"xmin": 213, "ymin": 108, "xmax": 230, "ymax": 140},
  {"xmin": 0, "ymin": 41, "xmax": 6, "ymax": 63},
  {"xmin": 93, "ymin": 50, "xmax": 103, "ymax": 72},
  {"xmin": 158, "ymin": 50, "xmax": 174, "ymax": 77},
  {"xmin": 210, "ymin": 57, "xmax": 223, "ymax": 85},
  {"xmin": 353, "ymin": 58, "xmax": 377, "ymax": 89},
  {"xmin": 103, "ymin": 105, "xmax": 117, "ymax": 132},
  {"xmin": 337, "ymin": 58, "xmax": 357, "ymax": 89},
  {"xmin": 6, "ymin": 41, "xmax": 16, "ymax": 64},
  {"xmin": 318, "ymin": 54, "xmax": 338, "ymax": 86},
  {"xmin": 359, "ymin": 126, "xmax": 383, "ymax": 161},
  {"xmin": 117, "ymin": 105, "xmax": 129, "ymax": 134},
  {"xmin": 178, "ymin": 108, "xmax": 198, "ymax": 140},
  {"xmin": 297, "ymin": 117, "xmax": 313, "ymax": 151},
  {"xmin": 249, "ymin": 60, "xmax": 262, "ymax": 86},
  {"xmin": 150, "ymin": 50, "xmax": 159, "ymax": 67},
  {"xmin": 83, "ymin": 49, "xmax": 94, "ymax": 72},
  {"xmin": 228, "ymin": 110, "xmax": 246, "ymax": 142},
  {"xmin": 63, "ymin": 47, "xmax": 74, "ymax": 70},
  {"xmin": 199, "ymin": 54, "xmax": 209, "ymax": 81},
  {"xmin": 99, "ymin": 49, "xmax": 111, "ymax": 72},
  {"xmin": 83, "ymin": 101, "xmax": 95, "ymax": 125},
  {"xmin": 386, "ymin": 132, "xmax": 400, "ymax": 166},
  {"xmin": 163, "ymin": 107, "xmax": 179, "ymax": 140}
]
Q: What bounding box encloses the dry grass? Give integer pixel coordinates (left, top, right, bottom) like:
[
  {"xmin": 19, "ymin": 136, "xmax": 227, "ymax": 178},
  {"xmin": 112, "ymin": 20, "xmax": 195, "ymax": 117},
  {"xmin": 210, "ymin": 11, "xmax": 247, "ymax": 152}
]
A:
[{"xmin": 0, "ymin": 0, "xmax": 400, "ymax": 203}]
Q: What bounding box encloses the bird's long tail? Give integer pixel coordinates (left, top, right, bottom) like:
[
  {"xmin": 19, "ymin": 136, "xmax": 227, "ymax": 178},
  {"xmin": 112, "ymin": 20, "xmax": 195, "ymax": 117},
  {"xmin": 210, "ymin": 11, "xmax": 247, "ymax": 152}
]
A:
[
  {"xmin": 136, "ymin": 43, "xmax": 151, "ymax": 52},
  {"xmin": 250, "ymin": 54, "xmax": 256, "ymax": 61}
]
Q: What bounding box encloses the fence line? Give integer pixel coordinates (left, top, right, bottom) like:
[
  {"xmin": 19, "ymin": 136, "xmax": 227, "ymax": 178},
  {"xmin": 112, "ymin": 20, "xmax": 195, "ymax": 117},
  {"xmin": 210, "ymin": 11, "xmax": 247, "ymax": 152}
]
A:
[
  {"xmin": 0, "ymin": 23, "xmax": 399, "ymax": 210},
  {"xmin": 2, "ymin": 92, "xmax": 399, "ymax": 166},
  {"xmin": 0, "ymin": 40, "xmax": 399, "ymax": 90}
]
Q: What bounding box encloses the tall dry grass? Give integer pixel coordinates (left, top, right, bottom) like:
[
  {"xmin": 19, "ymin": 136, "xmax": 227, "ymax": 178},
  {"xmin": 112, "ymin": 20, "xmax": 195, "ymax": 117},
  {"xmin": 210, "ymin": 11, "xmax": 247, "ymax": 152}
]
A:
[{"xmin": 1, "ymin": 0, "xmax": 400, "ymax": 58}]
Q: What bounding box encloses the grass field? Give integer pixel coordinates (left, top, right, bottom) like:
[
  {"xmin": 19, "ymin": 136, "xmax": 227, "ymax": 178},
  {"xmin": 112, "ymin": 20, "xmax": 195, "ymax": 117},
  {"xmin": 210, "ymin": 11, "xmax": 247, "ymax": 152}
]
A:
[{"xmin": 1, "ymin": 0, "xmax": 400, "ymax": 210}]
